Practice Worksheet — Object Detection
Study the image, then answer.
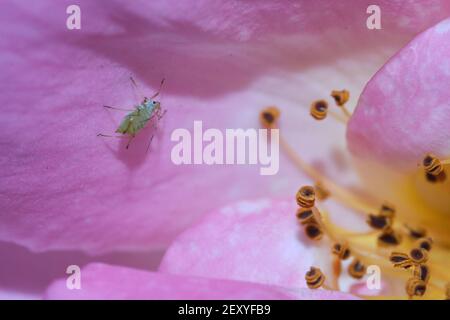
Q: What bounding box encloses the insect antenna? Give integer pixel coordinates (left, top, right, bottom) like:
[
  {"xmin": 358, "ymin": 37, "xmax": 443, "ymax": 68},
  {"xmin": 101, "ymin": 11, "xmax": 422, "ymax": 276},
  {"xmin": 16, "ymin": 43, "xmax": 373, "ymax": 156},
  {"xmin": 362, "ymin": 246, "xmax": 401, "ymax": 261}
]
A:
[
  {"xmin": 97, "ymin": 133, "xmax": 127, "ymax": 138},
  {"xmin": 150, "ymin": 78, "xmax": 166, "ymax": 100},
  {"xmin": 130, "ymin": 75, "xmax": 146, "ymax": 102},
  {"xmin": 103, "ymin": 105, "xmax": 133, "ymax": 112}
]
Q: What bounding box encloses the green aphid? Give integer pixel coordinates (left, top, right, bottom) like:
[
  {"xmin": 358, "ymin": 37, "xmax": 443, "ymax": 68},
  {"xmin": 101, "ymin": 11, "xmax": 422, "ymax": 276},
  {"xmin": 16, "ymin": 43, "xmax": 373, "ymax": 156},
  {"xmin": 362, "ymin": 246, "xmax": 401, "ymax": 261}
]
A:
[{"xmin": 98, "ymin": 77, "xmax": 166, "ymax": 149}]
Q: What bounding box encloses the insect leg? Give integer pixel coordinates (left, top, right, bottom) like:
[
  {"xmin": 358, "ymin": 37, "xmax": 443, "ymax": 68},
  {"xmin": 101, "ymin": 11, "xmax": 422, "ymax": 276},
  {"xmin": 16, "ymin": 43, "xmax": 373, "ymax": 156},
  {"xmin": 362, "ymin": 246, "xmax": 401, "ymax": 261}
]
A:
[
  {"xmin": 146, "ymin": 134, "xmax": 155, "ymax": 152},
  {"xmin": 103, "ymin": 105, "xmax": 134, "ymax": 112},
  {"xmin": 141, "ymin": 118, "xmax": 158, "ymax": 152},
  {"xmin": 97, "ymin": 133, "xmax": 127, "ymax": 138},
  {"xmin": 129, "ymin": 76, "xmax": 139, "ymax": 88},
  {"xmin": 149, "ymin": 78, "xmax": 166, "ymax": 99},
  {"xmin": 144, "ymin": 110, "xmax": 165, "ymax": 152},
  {"xmin": 157, "ymin": 109, "xmax": 167, "ymax": 120},
  {"xmin": 125, "ymin": 135, "xmax": 135, "ymax": 149}
]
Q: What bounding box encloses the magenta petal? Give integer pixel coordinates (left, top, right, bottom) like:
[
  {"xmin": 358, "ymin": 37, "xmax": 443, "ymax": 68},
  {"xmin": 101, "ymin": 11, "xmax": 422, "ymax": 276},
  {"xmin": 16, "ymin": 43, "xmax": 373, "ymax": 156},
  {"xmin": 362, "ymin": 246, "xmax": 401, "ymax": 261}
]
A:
[
  {"xmin": 347, "ymin": 18, "xmax": 450, "ymax": 168},
  {"xmin": 159, "ymin": 199, "xmax": 334, "ymax": 289},
  {"xmin": 44, "ymin": 263, "xmax": 357, "ymax": 300}
]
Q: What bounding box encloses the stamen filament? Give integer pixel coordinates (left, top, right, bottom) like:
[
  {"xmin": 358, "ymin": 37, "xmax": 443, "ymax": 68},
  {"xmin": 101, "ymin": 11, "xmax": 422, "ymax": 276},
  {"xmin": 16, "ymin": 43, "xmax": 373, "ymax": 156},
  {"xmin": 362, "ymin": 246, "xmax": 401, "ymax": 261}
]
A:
[
  {"xmin": 339, "ymin": 105, "xmax": 352, "ymax": 119},
  {"xmin": 314, "ymin": 207, "xmax": 367, "ymax": 264},
  {"xmin": 328, "ymin": 110, "xmax": 348, "ymax": 124},
  {"xmin": 331, "ymin": 256, "xmax": 341, "ymax": 290},
  {"xmin": 279, "ymin": 134, "xmax": 376, "ymax": 213},
  {"xmin": 330, "ymin": 89, "xmax": 352, "ymax": 120}
]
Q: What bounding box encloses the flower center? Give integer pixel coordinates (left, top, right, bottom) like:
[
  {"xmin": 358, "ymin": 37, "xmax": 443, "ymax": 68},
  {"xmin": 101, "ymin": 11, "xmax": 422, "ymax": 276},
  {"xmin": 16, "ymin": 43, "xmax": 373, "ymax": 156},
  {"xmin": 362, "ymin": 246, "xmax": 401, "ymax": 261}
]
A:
[{"xmin": 259, "ymin": 90, "xmax": 450, "ymax": 300}]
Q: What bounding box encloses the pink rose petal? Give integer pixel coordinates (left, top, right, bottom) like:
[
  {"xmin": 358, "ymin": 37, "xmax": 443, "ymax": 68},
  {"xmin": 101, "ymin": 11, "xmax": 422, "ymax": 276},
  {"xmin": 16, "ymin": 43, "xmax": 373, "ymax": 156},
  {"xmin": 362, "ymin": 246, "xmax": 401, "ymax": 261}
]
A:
[
  {"xmin": 3, "ymin": 0, "xmax": 446, "ymax": 299},
  {"xmin": 348, "ymin": 281, "xmax": 389, "ymax": 297},
  {"xmin": 346, "ymin": 18, "xmax": 450, "ymax": 231},
  {"xmin": 159, "ymin": 198, "xmax": 335, "ymax": 289},
  {"xmin": 0, "ymin": 1, "xmax": 305, "ymax": 253},
  {"xmin": 2, "ymin": 1, "xmax": 450, "ymax": 254},
  {"xmin": 0, "ymin": 240, "xmax": 164, "ymax": 299},
  {"xmin": 44, "ymin": 263, "xmax": 357, "ymax": 300},
  {"xmin": 347, "ymin": 17, "xmax": 450, "ymax": 169}
]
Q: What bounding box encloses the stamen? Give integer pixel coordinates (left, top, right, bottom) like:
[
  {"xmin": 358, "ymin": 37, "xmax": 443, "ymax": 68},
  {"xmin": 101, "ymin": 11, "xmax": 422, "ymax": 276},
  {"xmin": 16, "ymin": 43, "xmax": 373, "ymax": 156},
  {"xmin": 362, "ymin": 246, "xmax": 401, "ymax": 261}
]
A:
[
  {"xmin": 296, "ymin": 207, "xmax": 315, "ymax": 225},
  {"xmin": 296, "ymin": 186, "xmax": 316, "ymax": 208},
  {"xmin": 315, "ymin": 181, "xmax": 330, "ymax": 200},
  {"xmin": 404, "ymin": 224, "xmax": 427, "ymax": 239},
  {"xmin": 305, "ymin": 266, "xmax": 326, "ymax": 289},
  {"xmin": 377, "ymin": 228, "xmax": 402, "ymax": 247},
  {"xmin": 390, "ymin": 252, "xmax": 414, "ymax": 269},
  {"xmin": 263, "ymin": 107, "xmax": 450, "ymax": 299},
  {"xmin": 389, "ymin": 245, "xmax": 432, "ymax": 298},
  {"xmin": 332, "ymin": 242, "xmax": 351, "ymax": 260},
  {"xmin": 379, "ymin": 202, "xmax": 395, "ymax": 219},
  {"xmin": 259, "ymin": 106, "xmax": 280, "ymax": 129},
  {"xmin": 331, "ymin": 89, "xmax": 352, "ymax": 119},
  {"xmin": 367, "ymin": 214, "xmax": 391, "ymax": 230},
  {"xmin": 365, "ymin": 203, "xmax": 402, "ymax": 248},
  {"xmin": 295, "ymin": 187, "xmax": 376, "ymax": 284},
  {"xmin": 406, "ymin": 277, "xmax": 427, "ymax": 299},
  {"xmin": 295, "ymin": 186, "xmax": 326, "ymax": 241},
  {"xmin": 297, "ymin": 190, "xmax": 447, "ymax": 299},
  {"xmin": 409, "ymin": 248, "xmax": 428, "ymax": 264},
  {"xmin": 426, "ymin": 172, "xmax": 447, "ymax": 183},
  {"xmin": 310, "ymin": 100, "xmax": 328, "ymax": 120},
  {"xmin": 413, "ymin": 265, "xmax": 430, "ymax": 283},
  {"xmin": 301, "ymin": 200, "xmax": 448, "ymax": 299},
  {"xmin": 304, "ymin": 222, "xmax": 324, "ymax": 240},
  {"xmin": 415, "ymin": 237, "xmax": 433, "ymax": 252},
  {"xmin": 295, "ymin": 190, "xmax": 376, "ymax": 284},
  {"xmin": 310, "ymin": 100, "xmax": 347, "ymax": 124},
  {"xmin": 331, "ymin": 90, "xmax": 350, "ymax": 106},
  {"xmin": 348, "ymin": 259, "xmax": 366, "ymax": 279},
  {"xmin": 422, "ymin": 153, "xmax": 450, "ymax": 182},
  {"xmin": 364, "ymin": 201, "xmax": 405, "ymax": 249}
]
